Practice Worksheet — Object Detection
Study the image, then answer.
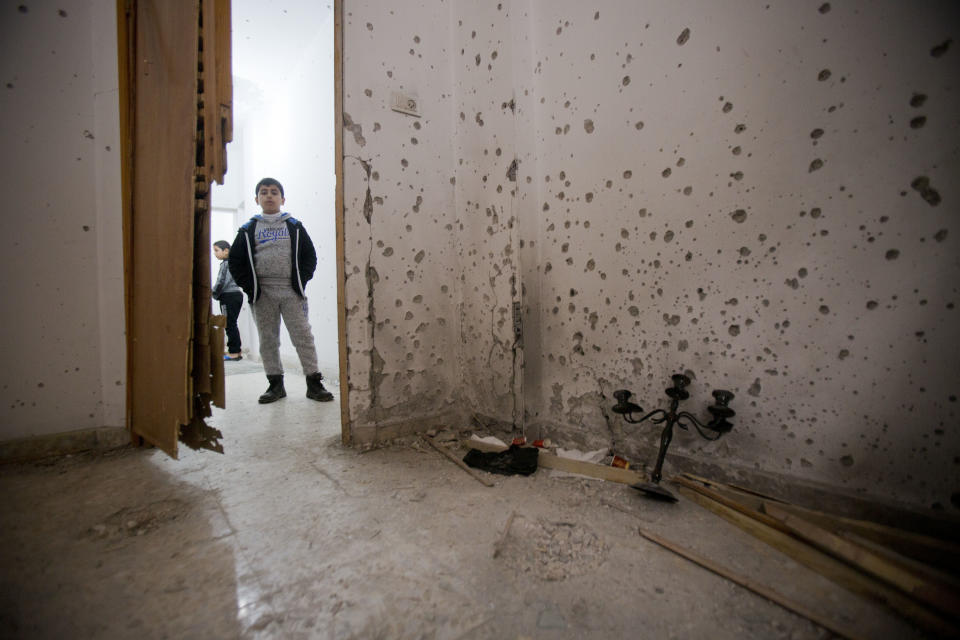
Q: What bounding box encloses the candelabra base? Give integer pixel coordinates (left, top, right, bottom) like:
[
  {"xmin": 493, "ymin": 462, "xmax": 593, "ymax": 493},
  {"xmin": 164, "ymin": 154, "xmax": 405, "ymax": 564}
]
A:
[{"xmin": 631, "ymin": 481, "xmax": 678, "ymax": 502}]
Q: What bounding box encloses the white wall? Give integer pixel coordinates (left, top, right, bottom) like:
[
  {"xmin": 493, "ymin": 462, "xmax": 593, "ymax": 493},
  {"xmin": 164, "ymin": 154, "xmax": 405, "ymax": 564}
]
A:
[
  {"xmin": 212, "ymin": 0, "xmax": 338, "ymax": 375},
  {"xmin": 342, "ymin": 0, "xmax": 960, "ymax": 510},
  {"xmin": 0, "ymin": 0, "xmax": 124, "ymax": 441},
  {"xmin": 341, "ymin": 0, "xmax": 463, "ymax": 436},
  {"xmin": 516, "ymin": 0, "xmax": 960, "ymax": 510}
]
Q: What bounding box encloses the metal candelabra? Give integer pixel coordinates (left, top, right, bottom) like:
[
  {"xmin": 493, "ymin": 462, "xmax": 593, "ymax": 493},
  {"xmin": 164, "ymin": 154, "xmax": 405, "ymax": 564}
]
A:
[{"xmin": 612, "ymin": 373, "xmax": 735, "ymax": 502}]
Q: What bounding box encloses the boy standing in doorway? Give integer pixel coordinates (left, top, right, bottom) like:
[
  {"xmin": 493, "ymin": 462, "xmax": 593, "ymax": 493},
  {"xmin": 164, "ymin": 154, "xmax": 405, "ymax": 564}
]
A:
[
  {"xmin": 228, "ymin": 177, "xmax": 334, "ymax": 403},
  {"xmin": 212, "ymin": 240, "xmax": 244, "ymax": 361}
]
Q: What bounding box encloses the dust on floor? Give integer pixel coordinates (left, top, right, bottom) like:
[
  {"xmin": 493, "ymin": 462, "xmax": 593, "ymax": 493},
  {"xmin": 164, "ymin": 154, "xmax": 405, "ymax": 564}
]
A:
[{"xmin": 0, "ymin": 372, "xmax": 922, "ymax": 639}]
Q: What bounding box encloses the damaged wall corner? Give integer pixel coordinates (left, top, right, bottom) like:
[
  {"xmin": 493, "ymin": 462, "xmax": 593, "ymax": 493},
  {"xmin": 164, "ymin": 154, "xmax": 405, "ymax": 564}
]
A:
[{"xmin": 340, "ymin": 0, "xmax": 960, "ymax": 513}]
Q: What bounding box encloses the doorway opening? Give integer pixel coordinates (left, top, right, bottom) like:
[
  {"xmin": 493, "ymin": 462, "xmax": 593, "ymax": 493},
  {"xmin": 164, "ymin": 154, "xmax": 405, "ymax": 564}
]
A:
[{"xmin": 210, "ymin": 1, "xmax": 342, "ymax": 431}]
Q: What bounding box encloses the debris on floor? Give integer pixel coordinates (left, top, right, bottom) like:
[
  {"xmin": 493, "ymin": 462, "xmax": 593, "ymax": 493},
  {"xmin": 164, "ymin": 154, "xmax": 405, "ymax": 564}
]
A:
[
  {"xmin": 465, "ymin": 434, "xmax": 645, "ymax": 486},
  {"xmin": 637, "ymin": 525, "xmax": 863, "ymax": 640},
  {"xmin": 462, "ymin": 444, "xmax": 538, "ymax": 476},
  {"xmin": 87, "ymin": 499, "xmax": 189, "ymax": 540},
  {"xmin": 550, "ymin": 447, "xmax": 606, "ymax": 479},
  {"xmin": 422, "ymin": 434, "xmax": 495, "ymax": 487},
  {"xmin": 494, "ymin": 513, "xmax": 608, "ymax": 582},
  {"xmin": 672, "ymin": 473, "xmax": 960, "ymax": 638}
]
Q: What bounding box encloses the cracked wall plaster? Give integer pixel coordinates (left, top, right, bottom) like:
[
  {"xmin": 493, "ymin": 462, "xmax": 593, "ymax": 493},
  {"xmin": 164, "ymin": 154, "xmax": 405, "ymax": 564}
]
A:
[
  {"xmin": 343, "ymin": 2, "xmax": 462, "ymax": 431},
  {"xmin": 342, "ymin": 0, "xmax": 960, "ymax": 510}
]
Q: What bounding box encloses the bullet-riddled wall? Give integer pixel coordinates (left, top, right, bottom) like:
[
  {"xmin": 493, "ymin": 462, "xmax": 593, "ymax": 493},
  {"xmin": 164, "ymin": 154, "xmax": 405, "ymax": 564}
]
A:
[
  {"xmin": 342, "ymin": 2, "xmax": 463, "ymax": 440},
  {"xmin": 0, "ymin": 0, "xmax": 125, "ymax": 444},
  {"xmin": 342, "ymin": 1, "xmax": 959, "ymax": 509}
]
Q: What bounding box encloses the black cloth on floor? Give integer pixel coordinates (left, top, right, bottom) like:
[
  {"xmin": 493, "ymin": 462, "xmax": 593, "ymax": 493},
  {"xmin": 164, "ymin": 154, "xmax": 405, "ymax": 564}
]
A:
[{"xmin": 462, "ymin": 445, "xmax": 539, "ymax": 476}]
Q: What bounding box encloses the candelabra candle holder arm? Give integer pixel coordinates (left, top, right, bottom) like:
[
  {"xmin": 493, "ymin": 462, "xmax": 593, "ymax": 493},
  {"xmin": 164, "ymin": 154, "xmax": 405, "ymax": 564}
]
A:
[
  {"xmin": 623, "ymin": 408, "xmax": 668, "ymax": 425},
  {"xmin": 676, "ymin": 412, "xmax": 723, "ymax": 440}
]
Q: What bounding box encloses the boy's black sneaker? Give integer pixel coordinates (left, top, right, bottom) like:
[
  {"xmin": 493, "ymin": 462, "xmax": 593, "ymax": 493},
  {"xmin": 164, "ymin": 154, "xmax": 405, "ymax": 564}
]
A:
[
  {"xmin": 259, "ymin": 374, "xmax": 286, "ymax": 404},
  {"xmin": 306, "ymin": 372, "xmax": 334, "ymax": 402}
]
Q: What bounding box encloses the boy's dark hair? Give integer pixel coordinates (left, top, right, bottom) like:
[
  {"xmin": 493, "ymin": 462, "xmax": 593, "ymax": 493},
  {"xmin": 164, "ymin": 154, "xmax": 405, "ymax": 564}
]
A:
[
  {"xmin": 255, "ymin": 177, "xmax": 284, "ymax": 198},
  {"xmin": 213, "ymin": 240, "xmax": 230, "ymax": 251}
]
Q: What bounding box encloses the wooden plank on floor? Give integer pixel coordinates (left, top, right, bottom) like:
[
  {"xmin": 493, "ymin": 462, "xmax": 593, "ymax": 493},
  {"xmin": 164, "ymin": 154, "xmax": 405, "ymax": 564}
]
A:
[
  {"xmin": 672, "ymin": 475, "xmax": 789, "ymax": 532},
  {"xmin": 764, "ymin": 502, "xmax": 960, "ymax": 620},
  {"xmin": 841, "ymin": 532, "xmax": 960, "ymax": 590},
  {"xmin": 680, "ymin": 473, "xmax": 960, "ymax": 575},
  {"xmin": 637, "ymin": 527, "xmax": 867, "ymax": 640},
  {"xmin": 676, "ymin": 485, "xmax": 959, "ymax": 637},
  {"xmin": 425, "ymin": 437, "xmax": 495, "ymax": 487},
  {"xmin": 760, "ymin": 497, "xmax": 960, "ymax": 574}
]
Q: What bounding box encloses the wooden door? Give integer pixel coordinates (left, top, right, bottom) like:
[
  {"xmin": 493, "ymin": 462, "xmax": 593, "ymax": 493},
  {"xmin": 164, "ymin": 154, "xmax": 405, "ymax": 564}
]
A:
[{"xmin": 119, "ymin": 0, "xmax": 232, "ymax": 456}]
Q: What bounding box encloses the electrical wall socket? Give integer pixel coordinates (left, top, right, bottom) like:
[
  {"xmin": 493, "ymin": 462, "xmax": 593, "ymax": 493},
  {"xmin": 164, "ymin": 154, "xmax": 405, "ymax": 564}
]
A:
[{"xmin": 390, "ymin": 91, "xmax": 420, "ymax": 117}]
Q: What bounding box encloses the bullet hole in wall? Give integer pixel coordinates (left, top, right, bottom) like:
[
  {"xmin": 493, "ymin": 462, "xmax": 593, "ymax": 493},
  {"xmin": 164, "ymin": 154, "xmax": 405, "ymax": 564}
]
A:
[
  {"xmin": 911, "ymin": 176, "xmax": 941, "ymax": 206},
  {"xmin": 930, "ymin": 39, "xmax": 952, "ymax": 58}
]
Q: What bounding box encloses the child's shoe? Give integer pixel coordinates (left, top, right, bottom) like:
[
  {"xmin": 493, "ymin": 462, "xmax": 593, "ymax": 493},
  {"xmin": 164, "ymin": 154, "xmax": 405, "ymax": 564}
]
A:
[
  {"xmin": 306, "ymin": 372, "xmax": 334, "ymax": 402},
  {"xmin": 258, "ymin": 375, "xmax": 286, "ymax": 404}
]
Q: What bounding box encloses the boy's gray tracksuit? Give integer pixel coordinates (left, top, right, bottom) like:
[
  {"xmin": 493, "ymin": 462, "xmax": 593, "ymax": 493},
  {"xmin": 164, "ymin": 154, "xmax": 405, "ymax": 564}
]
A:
[{"xmin": 228, "ymin": 212, "xmax": 319, "ymax": 376}]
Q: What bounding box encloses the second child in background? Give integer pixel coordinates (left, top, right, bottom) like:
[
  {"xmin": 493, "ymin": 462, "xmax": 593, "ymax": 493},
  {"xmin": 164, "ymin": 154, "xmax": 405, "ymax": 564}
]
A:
[{"xmin": 213, "ymin": 240, "xmax": 244, "ymax": 361}]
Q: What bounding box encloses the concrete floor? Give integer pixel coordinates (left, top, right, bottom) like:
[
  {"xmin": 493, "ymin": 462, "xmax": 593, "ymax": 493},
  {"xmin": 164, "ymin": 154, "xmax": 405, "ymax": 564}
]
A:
[{"xmin": 0, "ymin": 370, "xmax": 925, "ymax": 639}]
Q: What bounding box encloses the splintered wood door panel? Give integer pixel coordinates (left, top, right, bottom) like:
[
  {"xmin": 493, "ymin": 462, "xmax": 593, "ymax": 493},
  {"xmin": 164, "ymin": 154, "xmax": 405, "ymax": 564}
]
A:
[
  {"xmin": 201, "ymin": 0, "xmax": 223, "ymax": 183},
  {"xmin": 129, "ymin": 0, "xmax": 201, "ymax": 457},
  {"xmin": 215, "ymin": 0, "xmax": 233, "ymax": 148}
]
